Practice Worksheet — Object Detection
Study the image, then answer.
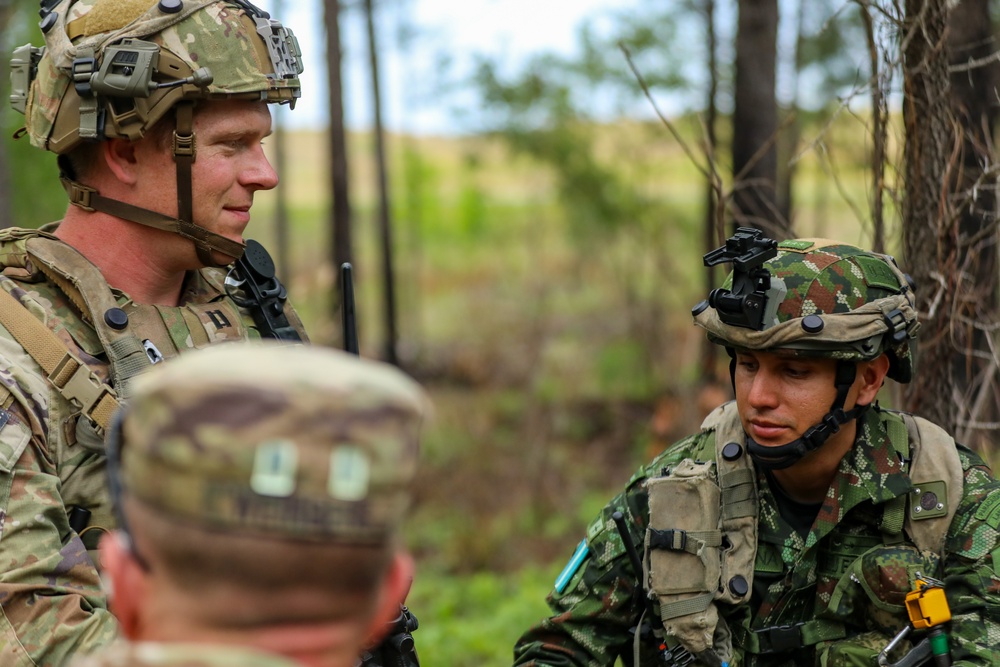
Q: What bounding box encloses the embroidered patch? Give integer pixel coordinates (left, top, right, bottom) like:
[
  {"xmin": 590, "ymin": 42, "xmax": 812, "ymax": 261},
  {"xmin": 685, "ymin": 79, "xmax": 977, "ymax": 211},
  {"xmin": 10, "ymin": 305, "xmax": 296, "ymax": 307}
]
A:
[
  {"xmin": 250, "ymin": 440, "xmax": 298, "ymax": 497},
  {"xmin": 328, "ymin": 445, "xmax": 370, "ymax": 501},
  {"xmin": 854, "ymin": 255, "xmax": 901, "ymax": 292},
  {"xmin": 976, "ymin": 492, "xmax": 1000, "ymax": 529}
]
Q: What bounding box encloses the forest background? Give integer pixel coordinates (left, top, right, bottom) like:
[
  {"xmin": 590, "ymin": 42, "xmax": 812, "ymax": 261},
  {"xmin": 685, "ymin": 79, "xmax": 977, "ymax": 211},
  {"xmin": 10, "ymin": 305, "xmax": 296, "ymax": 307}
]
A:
[{"xmin": 2, "ymin": 1, "xmax": 1000, "ymax": 666}]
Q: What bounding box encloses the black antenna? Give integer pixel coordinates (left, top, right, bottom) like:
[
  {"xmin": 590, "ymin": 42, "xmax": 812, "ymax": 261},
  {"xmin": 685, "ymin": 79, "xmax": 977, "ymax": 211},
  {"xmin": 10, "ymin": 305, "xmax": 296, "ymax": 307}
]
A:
[{"xmin": 341, "ymin": 263, "xmax": 359, "ymax": 355}]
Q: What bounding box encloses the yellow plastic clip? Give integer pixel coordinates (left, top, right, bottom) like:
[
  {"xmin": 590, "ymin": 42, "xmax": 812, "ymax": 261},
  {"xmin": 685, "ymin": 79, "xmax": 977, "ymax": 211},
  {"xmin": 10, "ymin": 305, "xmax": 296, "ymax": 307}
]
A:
[{"xmin": 904, "ymin": 573, "xmax": 951, "ymax": 630}]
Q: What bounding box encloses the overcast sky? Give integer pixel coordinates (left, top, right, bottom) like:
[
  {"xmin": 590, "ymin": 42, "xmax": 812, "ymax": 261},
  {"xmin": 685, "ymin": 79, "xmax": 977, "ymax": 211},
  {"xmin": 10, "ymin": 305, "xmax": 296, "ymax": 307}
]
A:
[{"xmin": 255, "ymin": 0, "xmax": 644, "ymax": 133}]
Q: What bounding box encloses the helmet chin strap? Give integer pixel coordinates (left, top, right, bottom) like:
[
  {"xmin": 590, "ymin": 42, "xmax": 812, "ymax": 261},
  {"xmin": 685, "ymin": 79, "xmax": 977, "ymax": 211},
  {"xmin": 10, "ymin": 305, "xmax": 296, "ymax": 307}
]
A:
[
  {"xmin": 60, "ymin": 102, "xmax": 245, "ymax": 268},
  {"xmin": 727, "ymin": 353, "xmax": 869, "ymax": 471}
]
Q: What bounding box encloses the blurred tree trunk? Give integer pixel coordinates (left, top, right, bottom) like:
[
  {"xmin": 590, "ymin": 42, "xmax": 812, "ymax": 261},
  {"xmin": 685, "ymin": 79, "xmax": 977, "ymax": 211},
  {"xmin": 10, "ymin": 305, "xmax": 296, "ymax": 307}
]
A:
[
  {"xmin": 700, "ymin": 0, "xmax": 721, "ymax": 379},
  {"xmin": 0, "ymin": 1, "xmax": 15, "ymax": 229},
  {"xmin": 859, "ymin": 1, "xmax": 889, "ymax": 253},
  {"xmin": 775, "ymin": 0, "xmax": 805, "ymax": 227},
  {"xmin": 272, "ymin": 0, "xmax": 290, "ymax": 277},
  {"xmin": 364, "ymin": 0, "xmax": 398, "ymax": 365},
  {"xmin": 732, "ymin": 0, "xmax": 788, "ymax": 238},
  {"xmin": 901, "ymin": 0, "xmax": 955, "ymax": 430},
  {"xmin": 323, "ymin": 0, "xmax": 353, "ymax": 337},
  {"xmin": 947, "ymin": 0, "xmax": 999, "ymax": 449}
]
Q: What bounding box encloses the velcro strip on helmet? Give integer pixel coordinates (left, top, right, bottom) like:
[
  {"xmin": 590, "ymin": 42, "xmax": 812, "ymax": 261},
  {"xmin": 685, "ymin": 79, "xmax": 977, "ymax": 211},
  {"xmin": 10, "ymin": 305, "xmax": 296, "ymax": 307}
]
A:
[{"xmin": 853, "ymin": 254, "xmax": 903, "ymax": 292}]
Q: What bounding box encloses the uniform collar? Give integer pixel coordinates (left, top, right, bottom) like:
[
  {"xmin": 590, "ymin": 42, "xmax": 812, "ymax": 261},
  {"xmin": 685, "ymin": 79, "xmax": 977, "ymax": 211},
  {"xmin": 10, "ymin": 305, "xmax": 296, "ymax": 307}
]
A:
[{"xmin": 811, "ymin": 408, "xmax": 911, "ymax": 543}]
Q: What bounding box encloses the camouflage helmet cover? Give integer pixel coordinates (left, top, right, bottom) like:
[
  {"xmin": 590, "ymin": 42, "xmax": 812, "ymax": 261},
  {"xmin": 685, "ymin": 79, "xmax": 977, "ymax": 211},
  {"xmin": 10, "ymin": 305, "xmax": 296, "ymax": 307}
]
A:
[
  {"xmin": 693, "ymin": 238, "xmax": 920, "ymax": 382},
  {"xmin": 16, "ymin": 0, "xmax": 303, "ymax": 153}
]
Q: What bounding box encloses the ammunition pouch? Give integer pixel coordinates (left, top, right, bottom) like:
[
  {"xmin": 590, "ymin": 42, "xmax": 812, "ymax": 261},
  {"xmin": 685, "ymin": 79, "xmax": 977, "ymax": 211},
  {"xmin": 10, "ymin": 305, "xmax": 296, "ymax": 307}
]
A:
[{"xmin": 644, "ymin": 402, "xmax": 758, "ymax": 664}]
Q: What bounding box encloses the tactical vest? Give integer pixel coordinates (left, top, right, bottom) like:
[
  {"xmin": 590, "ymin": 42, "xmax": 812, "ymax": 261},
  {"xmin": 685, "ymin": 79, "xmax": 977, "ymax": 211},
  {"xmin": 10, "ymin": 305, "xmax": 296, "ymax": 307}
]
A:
[
  {"xmin": 0, "ymin": 227, "xmax": 304, "ymax": 564},
  {"xmin": 643, "ymin": 401, "xmax": 964, "ymax": 664}
]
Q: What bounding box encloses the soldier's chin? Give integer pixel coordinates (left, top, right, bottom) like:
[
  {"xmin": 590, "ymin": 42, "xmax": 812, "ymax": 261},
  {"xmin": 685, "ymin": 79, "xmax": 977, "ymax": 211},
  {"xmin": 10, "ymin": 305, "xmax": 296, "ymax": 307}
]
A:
[{"xmin": 210, "ymin": 247, "xmax": 243, "ymax": 267}]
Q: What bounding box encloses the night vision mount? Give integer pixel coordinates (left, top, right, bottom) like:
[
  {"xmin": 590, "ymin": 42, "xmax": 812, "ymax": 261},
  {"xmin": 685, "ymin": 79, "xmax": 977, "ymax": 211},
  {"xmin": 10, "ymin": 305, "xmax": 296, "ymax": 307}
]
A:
[{"xmin": 701, "ymin": 227, "xmax": 778, "ymax": 331}]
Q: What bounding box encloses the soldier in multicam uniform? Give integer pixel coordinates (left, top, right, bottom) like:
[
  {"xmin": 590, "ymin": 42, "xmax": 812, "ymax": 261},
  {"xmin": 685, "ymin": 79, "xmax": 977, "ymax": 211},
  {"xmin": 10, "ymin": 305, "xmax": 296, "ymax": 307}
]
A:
[
  {"xmin": 514, "ymin": 230, "xmax": 1000, "ymax": 666},
  {"xmin": 0, "ymin": 1, "xmax": 307, "ymax": 664},
  {"xmin": 68, "ymin": 343, "xmax": 427, "ymax": 667}
]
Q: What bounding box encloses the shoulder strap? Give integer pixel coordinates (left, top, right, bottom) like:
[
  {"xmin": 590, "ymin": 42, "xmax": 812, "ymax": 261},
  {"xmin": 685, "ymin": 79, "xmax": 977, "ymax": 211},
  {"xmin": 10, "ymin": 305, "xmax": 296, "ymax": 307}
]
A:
[
  {"xmin": 0, "ymin": 283, "xmax": 119, "ymax": 433},
  {"xmin": 897, "ymin": 412, "xmax": 964, "ymax": 556},
  {"xmin": 27, "ymin": 237, "xmax": 152, "ymax": 399},
  {"xmin": 708, "ymin": 402, "xmax": 759, "ymax": 607}
]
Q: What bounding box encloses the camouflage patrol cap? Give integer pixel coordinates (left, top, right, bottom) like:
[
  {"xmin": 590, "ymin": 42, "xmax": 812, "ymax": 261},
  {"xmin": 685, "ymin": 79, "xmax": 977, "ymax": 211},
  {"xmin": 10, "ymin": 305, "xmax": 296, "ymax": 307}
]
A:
[
  {"xmin": 693, "ymin": 238, "xmax": 920, "ymax": 382},
  {"xmin": 14, "ymin": 0, "xmax": 302, "ymax": 153},
  {"xmin": 112, "ymin": 343, "xmax": 428, "ymax": 543}
]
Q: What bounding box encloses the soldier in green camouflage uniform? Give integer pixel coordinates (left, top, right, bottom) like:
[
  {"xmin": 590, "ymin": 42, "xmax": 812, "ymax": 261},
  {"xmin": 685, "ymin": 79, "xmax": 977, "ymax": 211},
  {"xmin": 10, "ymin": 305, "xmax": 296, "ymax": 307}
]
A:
[
  {"xmin": 514, "ymin": 231, "xmax": 1000, "ymax": 666},
  {"xmin": 1, "ymin": 2, "xmax": 306, "ymax": 664},
  {"xmin": 67, "ymin": 343, "xmax": 427, "ymax": 667}
]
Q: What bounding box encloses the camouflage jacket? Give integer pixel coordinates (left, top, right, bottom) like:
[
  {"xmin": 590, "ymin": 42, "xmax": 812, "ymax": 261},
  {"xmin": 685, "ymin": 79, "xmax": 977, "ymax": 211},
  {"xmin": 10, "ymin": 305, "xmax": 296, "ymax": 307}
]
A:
[
  {"xmin": 0, "ymin": 228, "xmax": 308, "ymax": 666},
  {"xmin": 513, "ymin": 405, "xmax": 1000, "ymax": 666},
  {"xmin": 70, "ymin": 641, "xmax": 300, "ymax": 667}
]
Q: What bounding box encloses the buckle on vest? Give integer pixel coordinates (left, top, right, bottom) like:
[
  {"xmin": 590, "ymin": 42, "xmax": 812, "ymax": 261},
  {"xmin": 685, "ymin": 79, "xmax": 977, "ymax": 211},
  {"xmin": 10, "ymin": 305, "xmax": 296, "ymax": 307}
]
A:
[
  {"xmin": 756, "ymin": 623, "xmax": 804, "ymax": 653},
  {"xmin": 649, "ymin": 528, "xmax": 687, "ymax": 551},
  {"xmin": 662, "ymin": 645, "xmax": 696, "ymax": 666},
  {"xmin": 50, "ymin": 354, "xmax": 113, "ymax": 430}
]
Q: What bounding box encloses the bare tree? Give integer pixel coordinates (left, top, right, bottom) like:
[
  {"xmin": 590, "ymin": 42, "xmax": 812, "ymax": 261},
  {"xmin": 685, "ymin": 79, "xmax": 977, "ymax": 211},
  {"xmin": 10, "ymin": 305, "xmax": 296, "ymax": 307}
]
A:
[
  {"xmin": 732, "ymin": 0, "xmax": 789, "ymax": 238},
  {"xmin": 323, "ymin": 0, "xmax": 353, "ymax": 335},
  {"xmin": 858, "ymin": 1, "xmax": 891, "ymax": 253},
  {"xmin": 900, "ymin": 0, "xmax": 956, "ymax": 430},
  {"xmin": 364, "ymin": 0, "xmax": 398, "ymax": 365},
  {"xmin": 946, "ymin": 0, "xmax": 999, "ymax": 449},
  {"xmin": 699, "ymin": 0, "xmax": 722, "ymax": 379},
  {"xmin": 272, "ymin": 0, "xmax": 290, "ymax": 276}
]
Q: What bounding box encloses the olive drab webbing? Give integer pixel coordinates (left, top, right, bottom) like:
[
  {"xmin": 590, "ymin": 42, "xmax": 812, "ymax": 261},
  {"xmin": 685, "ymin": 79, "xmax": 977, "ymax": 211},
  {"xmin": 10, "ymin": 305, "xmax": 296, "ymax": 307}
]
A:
[
  {"xmin": 0, "ymin": 281, "xmax": 119, "ymax": 430},
  {"xmin": 28, "ymin": 237, "xmax": 154, "ymax": 401},
  {"xmin": 644, "ymin": 402, "xmax": 963, "ymax": 661}
]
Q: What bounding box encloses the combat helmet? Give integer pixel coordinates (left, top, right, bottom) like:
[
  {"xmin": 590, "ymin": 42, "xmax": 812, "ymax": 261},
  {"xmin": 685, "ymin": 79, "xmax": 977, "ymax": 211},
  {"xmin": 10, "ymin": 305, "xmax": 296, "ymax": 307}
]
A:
[
  {"xmin": 9, "ymin": 0, "xmax": 303, "ymax": 266},
  {"xmin": 691, "ymin": 228, "xmax": 920, "ymax": 469}
]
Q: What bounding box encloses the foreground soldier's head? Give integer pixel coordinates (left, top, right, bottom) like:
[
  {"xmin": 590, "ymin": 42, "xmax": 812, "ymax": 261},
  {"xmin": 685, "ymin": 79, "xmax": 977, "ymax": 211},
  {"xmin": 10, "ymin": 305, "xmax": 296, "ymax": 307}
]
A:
[
  {"xmin": 10, "ymin": 0, "xmax": 303, "ymax": 267},
  {"xmin": 692, "ymin": 228, "xmax": 920, "ymax": 472},
  {"xmin": 94, "ymin": 343, "xmax": 428, "ymax": 666}
]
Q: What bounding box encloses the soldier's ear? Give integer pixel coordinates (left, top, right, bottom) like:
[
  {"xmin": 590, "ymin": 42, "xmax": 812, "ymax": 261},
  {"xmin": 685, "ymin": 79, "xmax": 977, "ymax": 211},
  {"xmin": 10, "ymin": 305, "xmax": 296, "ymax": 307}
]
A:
[
  {"xmin": 101, "ymin": 137, "xmax": 141, "ymax": 185},
  {"xmin": 100, "ymin": 531, "xmax": 148, "ymax": 639},
  {"xmin": 857, "ymin": 354, "xmax": 890, "ymax": 405},
  {"xmin": 364, "ymin": 551, "xmax": 415, "ymax": 646}
]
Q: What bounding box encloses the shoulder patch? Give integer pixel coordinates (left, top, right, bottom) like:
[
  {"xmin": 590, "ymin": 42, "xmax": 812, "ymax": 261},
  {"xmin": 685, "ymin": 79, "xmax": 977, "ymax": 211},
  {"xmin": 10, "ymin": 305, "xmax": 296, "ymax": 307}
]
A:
[
  {"xmin": 587, "ymin": 514, "xmax": 605, "ymax": 542},
  {"xmin": 976, "ymin": 492, "xmax": 1000, "ymax": 529}
]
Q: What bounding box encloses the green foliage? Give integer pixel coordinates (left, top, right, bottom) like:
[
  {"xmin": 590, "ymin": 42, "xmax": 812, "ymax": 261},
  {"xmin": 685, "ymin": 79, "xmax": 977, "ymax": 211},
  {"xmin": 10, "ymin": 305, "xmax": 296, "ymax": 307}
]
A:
[
  {"xmin": 470, "ymin": 6, "xmax": 691, "ymax": 240},
  {"xmin": 0, "ymin": 7, "xmax": 66, "ymax": 227},
  {"xmin": 795, "ymin": 0, "xmax": 872, "ymax": 109},
  {"xmin": 407, "ymin": 566, "xmax": 556, "ymax": 667},
  {"xmin": 456, "ymin": 153, "xmax": 488, "ymax": 239}
]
